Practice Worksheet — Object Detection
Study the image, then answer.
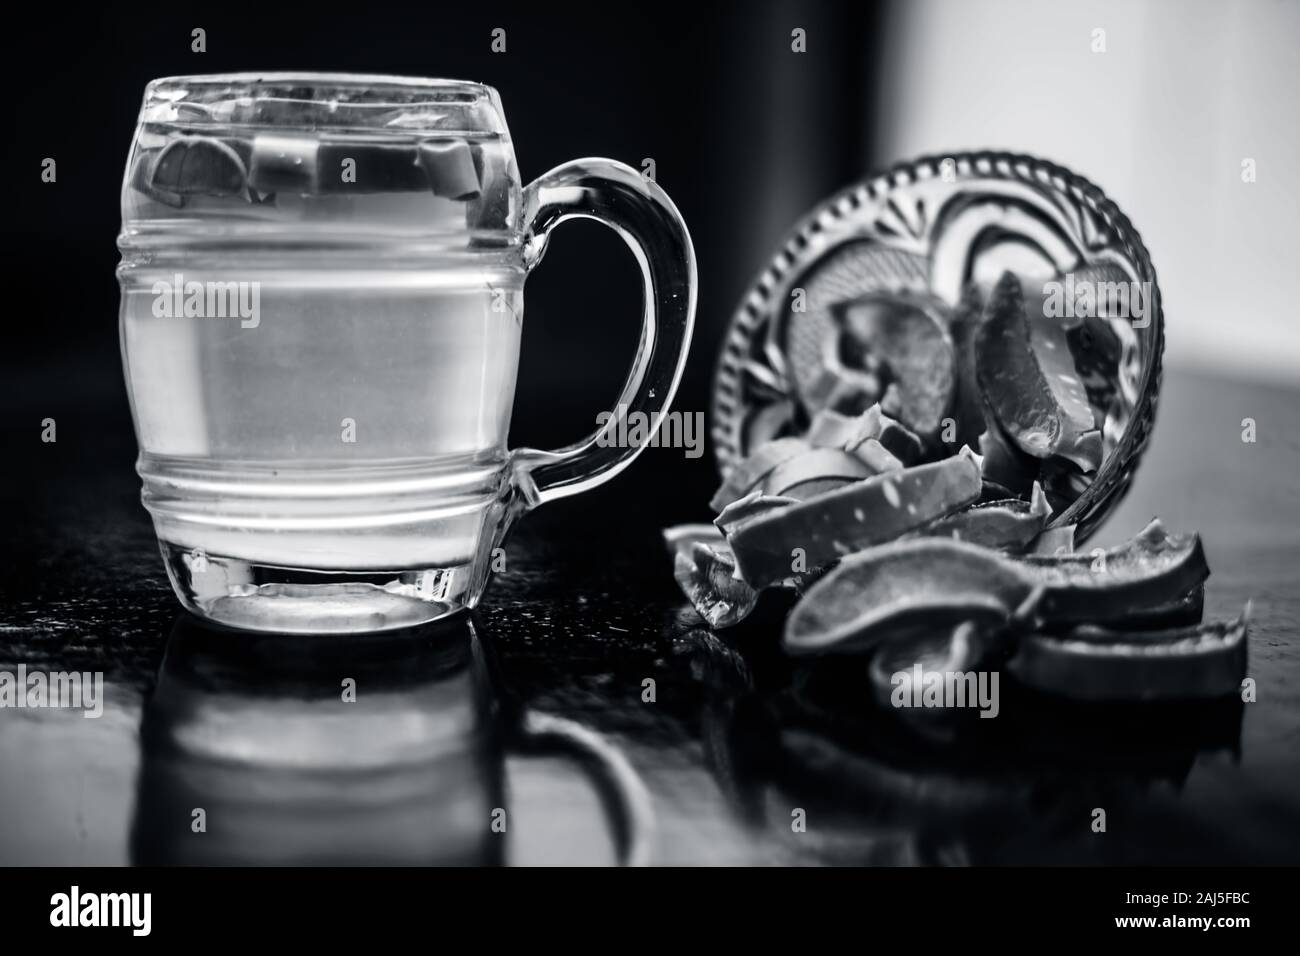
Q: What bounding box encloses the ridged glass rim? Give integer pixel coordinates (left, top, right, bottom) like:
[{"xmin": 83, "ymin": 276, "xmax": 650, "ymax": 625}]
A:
[
  {"xmin": 146, "ymin": 71, "xmax": 498, "ymax": 100},
  {"xmin": 140, "ymin": 72, "xmax": 507, "ymax": 135}
]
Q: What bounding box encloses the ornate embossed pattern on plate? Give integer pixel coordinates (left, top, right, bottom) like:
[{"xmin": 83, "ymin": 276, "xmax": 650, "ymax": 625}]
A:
[{"xmin": 710, "ymin": 152, "xmax": 1164, "ymax": 543}]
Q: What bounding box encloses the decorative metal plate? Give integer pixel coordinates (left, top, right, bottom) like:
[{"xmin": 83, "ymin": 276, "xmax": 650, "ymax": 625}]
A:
[{"xmin": 711, "ymin": 151, "xmax": 1164, "ymax": 543}]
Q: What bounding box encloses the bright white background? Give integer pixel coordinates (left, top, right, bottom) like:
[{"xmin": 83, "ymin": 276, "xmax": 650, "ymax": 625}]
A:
[{"xmin": 876, "ymin": 0, "xmax": 1300, "ymax": 384}]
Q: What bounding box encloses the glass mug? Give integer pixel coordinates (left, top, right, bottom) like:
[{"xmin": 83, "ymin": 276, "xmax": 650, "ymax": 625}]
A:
[{"xmin": 117, "ymin": 73, "xmax": 696, "ymax": 633}]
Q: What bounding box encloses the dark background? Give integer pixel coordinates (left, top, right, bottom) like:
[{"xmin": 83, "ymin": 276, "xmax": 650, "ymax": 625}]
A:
[{"xmin": 1, "ymin": 0, "xmax": 884, "ymax": 523}]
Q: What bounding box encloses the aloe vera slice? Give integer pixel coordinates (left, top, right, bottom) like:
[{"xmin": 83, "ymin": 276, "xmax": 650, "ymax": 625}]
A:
[
  {"xmin": 977, "ymin": 479, "xmax": 1016, "ymax": 503},
  {"xmin": 761, "ymin": 448, "xmax": 874, "ymax": 499},
  {"xmin": 945, "ymin": 283, "xmax": 988, "ymax": 451},
  {"xmin": 806, "ymin": 408, "xmax": 860, "ymax": 448},
  {"xmin": 807, "ymin": 402, "xmax": 922, "ymax": 465},
  {"xmin": 834, "ymin": 295, "xmax": 956, "ymax": 439},
  {"xmin": 977, "ymin": 419, "xmax": 1039, "ymax": 496},
  {"xmin": 248, "ymin": 133, "xmax": 320, "ymax": 194},
  {"xmin": 1022, "ymin": 281, "xmax": 1105, "ymax": 466},
  {"xmin": 1021, "ymin": 518, "xmax": 1209, "ymax": 625},
  {"xmin": 1009, "ymin": 611, "xmax": 1248, "ymax": 701},
  {"xmin": 1120, "ymin": 584, "xmax": 1206, "ymax": 630},
  {"xmin": 769, "ymin": 478, "xmax": 858, "ymax": 501},
  {"xmin": 150, "ymin": 135, "xmax": 248, "ymax": 197},
  {"xmin": 909, "ymin": 482, "xmax": 1051, "ymax": 551},
  {"xmin": 1029, "ymin": 523, "xmax": 1076, "ymax": 556},
  {"xmin": 847, "ymin": 407, "xmax": 923, "ymax": 466},
  {"xmin": 709, "ymin": 437, "xmax": 810, "ymax": 512},
  {"xmin": 783, "ymin": 518, "xmax": 1209, "ymax": 655},
  {"xmin": 731, "ymin": 447, "xmax": 983, "ymax": 590},
  {"xmin": 314, "ymin": 141, "xmax": 426, "ymax": 193},
  {"xmin": 976, "ymin": 272, "xmax": 1101, "ymax": 473},
  {"xmin": 849, "ymin": 439, "xmax": 904, "ymax": 474},
  {"xmin": 1033, "ymin": 582, "xmax": 1203, "ymax": 632},
  {"xmin": 1065, "ymin": 264, "xmax": 1127, "ymax": 416},
  {"xmin": 130, "ymin": 148, "xmax": 184, "ymax": 207},
  {"xmin": 714, "ymin": 489, "xmax": 798, "ymax": 536},
  {"xmin": 784, "ymin": 537, "xmax": 1032, "ymax": 655},
  {"xmin": 1039, "ymin": 455, "xmax": 1093, "ymax": 512},
  {"xmin": 416, "ymin": 139, "xmax": 482, "ymax": 199},
  {"xmin": 802, "ymin": 364, "xmax": 880, "ymax": 416}
]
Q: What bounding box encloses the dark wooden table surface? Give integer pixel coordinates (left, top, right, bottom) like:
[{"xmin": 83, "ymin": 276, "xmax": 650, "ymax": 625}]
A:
[{"xmin": 1, "ymin": 367, "xmax": 1297, "ymax": 865}]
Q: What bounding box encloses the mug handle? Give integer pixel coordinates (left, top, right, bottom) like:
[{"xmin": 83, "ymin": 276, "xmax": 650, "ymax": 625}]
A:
[
  {"xmin": 507, "ymin": 159, "xmax": 697, "ymax": 509},
  {"xmin": 510, "ymin": 710, "xmax": 657, "ymax": 867},
  {"xmin": 468, "ymin": 623, "xmax": 655, "ymax": 866}
]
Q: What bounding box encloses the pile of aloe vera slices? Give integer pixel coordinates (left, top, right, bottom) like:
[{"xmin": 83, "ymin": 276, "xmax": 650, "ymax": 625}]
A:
[{"xmin": 667, "ymin": 272, "xmax": 1246, "ymax": 703}]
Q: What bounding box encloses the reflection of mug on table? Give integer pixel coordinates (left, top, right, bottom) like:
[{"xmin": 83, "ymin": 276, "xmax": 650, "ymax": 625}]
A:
[
  {"xmin": 130, "ymin": 615, "xmax": 651, "ymax": 865},
  {"xmin": 118, "ymin": 73, "xmax": 696, "ymax": 633}
]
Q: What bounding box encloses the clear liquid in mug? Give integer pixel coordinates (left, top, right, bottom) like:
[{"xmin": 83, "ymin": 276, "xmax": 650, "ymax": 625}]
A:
[{"xmin": 119, "ymin": 120, "xmax": 525, "ymax": 628}]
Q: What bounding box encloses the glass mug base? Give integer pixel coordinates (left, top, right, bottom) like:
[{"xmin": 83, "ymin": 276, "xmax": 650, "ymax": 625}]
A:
[
  {"xmin": 160, "ymin": 541, "xmax": 487, "ymax": 634},
  {"xmin": 142, "ymin": 451, "xmax": 510, "ymax": 633}
]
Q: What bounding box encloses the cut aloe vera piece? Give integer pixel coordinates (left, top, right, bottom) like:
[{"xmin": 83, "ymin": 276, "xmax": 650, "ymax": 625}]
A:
[
  {"xmin": 945, "ymin": 283, "xmax": 988, "ymax": 451},
  {"xmin": 416, "ymin": 138, "xmax": 481, "ymax": 199},
  {"xmin": 870, "ymin": 414, "xmax": 919, "ymax": 460},
  {"xmin": 784, "ymin": 537, "xmax": 1033, "ymax": 655},
  {"xmin": 1065, "ymin": 264, "xmax": 1127, "ymax": 416},
  {"xmin": 1034, "ymin": 583, "xmax": 1204, "ymax": 632},
  {"xmin": 909, "ymin": 482, "xmax": 1051, "ymax": 551},
  {"xmin": 1069, "ymin": 318, "xmax": 1123, "ymax": 424},
  {"xmin": 1022, "ymin": 281, "xmax": 1105, "ymax": 457},
  {"xmin": 834, "ymin": 295, "xmax": 956, "ymax": 439},
  {"xmin": 806, "ymin": 408, "xmax": 860, "ymax": 448},
  {"xmin": 976, "ymin": 272, "xmax": 1101, "ymax": 472},
  {"xmin": 465, "ymin": 142, "xmax": 514, "ymax": 232},
  {"xmin": 150, "ymin": 135, "xmax": 248, "ymax": 197},
  {"xmin": 730, "ymin": 447, "xmax": 982, "ymax": 589},
  {"xmin": 130, "ymin": 148, "xmax": 184, "ymax": 207},
  {"xmin": 315, "ymin": 141, "xmax": 426, "ymax": 193},
  {"xmin": 802, "ymin": 364, "xmax": 880, "ymax": 416},
  {"xmin": 714, "ymin": 489, "xmax": 798, "ymax": 536},
  {"xmin": 1039, "ymin": 455, "xmax": 1093, "ymax": 512},
  {"xmin": 1120, "ymin": 583, "xmax": 1206, "ymax": 630},
  {"xmin": 762, "ymin": 448, "xmax": 874, "ymax": 498},
  {"xmin": 977, "ymin": 419, "xmax": 1039, "ymax": 495},
  {"xmin": 1009, "ymin": 610, "xmax": 1248, "ymax": 701},
  {"xmin": 776, "ymin": 478, "xmax": 860, "ymax": 501},
  {"xmin": 1021, "ymin": 518, "xmax": 1209, "ymax": 625},
  {"xmin": 849, "ymin": 439, "xmax": 903, "ymax": 474},
  {"xmin": 784, "ymin": 518, "xmax": 1209, "ymax": 655},
  {"xmin": 807, "ymin": 402, "xmax": 923, "ymax": 464},
  {"xmin": 673, "ymin": 541, "xmax": 759, "ymax": 629},
  {"xmin": 709, "ymin": 437, "xmax": 809, "ymax": 512},
  {"xmin": 812, "ymin": 402, "xmax": 924, "ymax": 465},
  {"xmin": 248, "ymin": 134, "xmax": 320, "ymax": 194},
  {"xmin": 977, "ymin": 479, "xmax": 1015, "ymax": 503},
  {"xmin": 847, "ymin": 407, "xmax": 923, "ymax": 465},
  {"xmin": 1024, "ymin": 280, "xmax": 1107, "ymax": 442},
  {"xmin": 1029, "ymin": 523, "xmax": 1076, "ymax": 555}
]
